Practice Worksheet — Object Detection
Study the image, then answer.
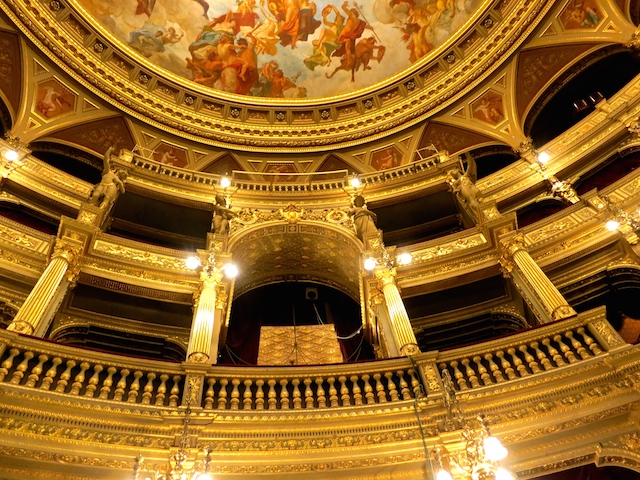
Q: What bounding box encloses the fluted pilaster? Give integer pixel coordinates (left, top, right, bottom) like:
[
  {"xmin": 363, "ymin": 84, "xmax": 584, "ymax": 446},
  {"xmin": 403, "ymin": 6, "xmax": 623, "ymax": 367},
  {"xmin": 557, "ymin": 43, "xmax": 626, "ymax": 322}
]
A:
[
  {"xmin": 376, "ymin": 268, "xmax": 420, "ymax": 356},
  {"xmin": 186, "ymin": 271, "xmax": 222, "ymax": 363},
  {"xmin": 501, "ymin": 234, "xmax": 576, "ymax": 324},
  {"xmin": 7, "ymin": 240, "xmax": 79, "ymax": 336}
]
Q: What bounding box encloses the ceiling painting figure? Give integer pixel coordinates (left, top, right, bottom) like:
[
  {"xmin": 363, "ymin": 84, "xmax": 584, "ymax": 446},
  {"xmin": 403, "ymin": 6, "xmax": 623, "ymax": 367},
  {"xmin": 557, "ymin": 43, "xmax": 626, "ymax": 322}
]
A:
[
  {"xmin": 559, "ymin": 0, "xmax": 602, "ymax": 30},
  {"xmin": 77, "ymin": 0, "xmax": 482, "ymax": 98},
  {"xmin": 34, "ymin": 79, "xmax": 76, "ymax": 119},
  {"xmin": 153, "ymin": 143, "xmax": 189, "ymax": 167}
]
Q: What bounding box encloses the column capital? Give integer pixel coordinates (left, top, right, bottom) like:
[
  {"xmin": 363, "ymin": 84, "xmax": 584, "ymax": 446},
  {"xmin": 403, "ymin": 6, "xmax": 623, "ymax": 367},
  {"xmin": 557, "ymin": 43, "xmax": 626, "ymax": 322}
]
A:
[
  {"xmin": 374, "ymin": 266, "xmax": 397, "ymax": 287},
  {"xmin": 501, "ymin": 232, "xmax": 527, "ymax": 258},
  {"xmin": 52, "ymin": 238, "xmax": 82, "ymax": 265}
]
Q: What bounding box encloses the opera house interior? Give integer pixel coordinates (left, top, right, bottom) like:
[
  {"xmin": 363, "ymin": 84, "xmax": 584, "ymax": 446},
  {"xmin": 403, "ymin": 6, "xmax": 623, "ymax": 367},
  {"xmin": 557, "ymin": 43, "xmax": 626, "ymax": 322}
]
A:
[{"xmin": 2, "ymin": 0, "xmax": 640, "ymax": 478}]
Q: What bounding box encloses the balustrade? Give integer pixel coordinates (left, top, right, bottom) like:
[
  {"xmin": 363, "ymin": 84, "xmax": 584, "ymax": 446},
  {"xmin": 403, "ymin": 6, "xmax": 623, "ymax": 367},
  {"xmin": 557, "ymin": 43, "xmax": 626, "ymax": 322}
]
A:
[{"xmin": 0, "ymin": 312, "xmax": 625, "ymax": 412}]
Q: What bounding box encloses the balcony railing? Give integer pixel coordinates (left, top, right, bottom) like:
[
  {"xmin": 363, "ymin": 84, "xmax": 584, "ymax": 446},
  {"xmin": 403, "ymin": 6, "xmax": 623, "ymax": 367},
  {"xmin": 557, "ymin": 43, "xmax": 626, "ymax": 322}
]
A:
[{"xmin": 0, "ymin": 308, "xmax": 626, "ymax": 412}]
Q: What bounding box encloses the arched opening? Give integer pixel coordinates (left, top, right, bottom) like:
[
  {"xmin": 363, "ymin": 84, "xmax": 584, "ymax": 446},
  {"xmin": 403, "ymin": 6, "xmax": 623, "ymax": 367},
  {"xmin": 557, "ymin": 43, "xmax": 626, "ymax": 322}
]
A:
[
  {"xmin": 575, "ymin": 149, "xmax": 640, "ymax": 195},
  {"xmin": 221, "ymin": 282, "xmax": 374, "ymax": 365},
  {"xmin": 516, "ymin": 198, "xmax": 568, "ymax": 228},
  {"xmin": 526, "ymin": 48, "xmax": 640, "ymax": 147},
  {"xmin": 30, "ymin": 143, "xmax": 103, "ymax": 183}
]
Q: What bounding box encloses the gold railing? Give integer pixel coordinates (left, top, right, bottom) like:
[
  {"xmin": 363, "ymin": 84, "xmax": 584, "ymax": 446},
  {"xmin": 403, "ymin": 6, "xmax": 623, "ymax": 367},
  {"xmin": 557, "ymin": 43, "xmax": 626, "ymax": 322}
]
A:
[{"xmin": 0, "ymin": 308, "xmax": 626, "ymax": 412}]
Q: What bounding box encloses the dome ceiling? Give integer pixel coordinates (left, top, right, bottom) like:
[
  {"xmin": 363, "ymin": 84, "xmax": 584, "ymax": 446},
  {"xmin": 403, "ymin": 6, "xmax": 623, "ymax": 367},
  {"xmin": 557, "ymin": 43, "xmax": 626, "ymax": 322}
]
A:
[
  {"xmin": 79, "ymin": 0, "xmax": 483, "ymax": 99},
  {"xmin": 2, "ymin": 0, "xmax": 554, "ymax": 151}
]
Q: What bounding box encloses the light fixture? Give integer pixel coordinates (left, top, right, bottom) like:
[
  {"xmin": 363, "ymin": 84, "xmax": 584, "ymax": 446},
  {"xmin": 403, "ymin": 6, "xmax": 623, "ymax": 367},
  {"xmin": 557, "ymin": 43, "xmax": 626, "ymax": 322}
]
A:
[
  {"xmin": 223, "ymin": 263, "xmax": 238, "ymax": 278},
  {"xmin": 363, "ymin": 257, "xmax": 377, "ymax": 271},
  {"xmin": 397, "ymin": 252, "xmax": 412, "ymax": 265},
  {"xmin": 537, "ymin": 152, "xmax": 550, "ymax": 164},
  {"xmin": 606, "ymin": 219, "xmax": 620, "ymax": 231},
  {"xmin": 186, "ymin": 256, "xmax": 201, "ymax": 270},
  {"xmin": 134, "ymin": 383, "xmax": 214, "ymax": 480},
  {"xmin": 433, "ymin": 369, "xmax": 513, "ymax": 480},
  {"xmin": 3, "ymin": 149, "xmax": 19, "ymax": 162},
  {"xmin": 350, "ymin": 176, "xmax": 361, "ymax": 189},
  {"xmin": 219, "ymin": 176, "xmax": 231, "ymax": 188}
]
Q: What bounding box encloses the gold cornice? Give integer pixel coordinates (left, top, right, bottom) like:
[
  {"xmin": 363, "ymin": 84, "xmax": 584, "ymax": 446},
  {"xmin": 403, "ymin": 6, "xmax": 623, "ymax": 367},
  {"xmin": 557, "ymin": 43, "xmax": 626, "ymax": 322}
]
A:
[{"xmin": 0, "ymin": 0, "xmax": 557, "ymax": 152}]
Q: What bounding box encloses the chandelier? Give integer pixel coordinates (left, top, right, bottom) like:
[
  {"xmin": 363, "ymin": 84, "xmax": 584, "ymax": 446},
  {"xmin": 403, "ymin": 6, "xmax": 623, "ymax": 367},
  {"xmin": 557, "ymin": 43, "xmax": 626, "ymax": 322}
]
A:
[
  {"xmin": 133, "ymin": 384, "xmax": 213, "ymax": 480},
  {"xmin": 433, "ymin": 369, "xmax": 513, "ymax": 480}
]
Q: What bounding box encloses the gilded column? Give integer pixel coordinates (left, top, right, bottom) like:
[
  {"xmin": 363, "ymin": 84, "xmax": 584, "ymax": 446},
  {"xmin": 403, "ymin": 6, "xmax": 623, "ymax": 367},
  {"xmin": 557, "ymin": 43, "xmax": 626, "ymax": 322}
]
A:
[
  {"xmin": 375, "ymin": 267, "xmax": 420, "ymax": 356},
  {"xmin": 501, "ymin": 233, "xmax": 576, "ymax": 324},
  {"xmin": 7, "ymin": 239, "xmax": 80, "ymax": 336},
  {"xmin": 186, "ymin": 269, "xmax": 222, "ymax": 363}
]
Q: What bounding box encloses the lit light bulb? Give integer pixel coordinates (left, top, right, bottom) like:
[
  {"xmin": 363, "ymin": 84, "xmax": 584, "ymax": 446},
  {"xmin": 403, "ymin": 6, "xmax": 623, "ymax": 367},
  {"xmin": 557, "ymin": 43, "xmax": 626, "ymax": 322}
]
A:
[
  {"xmin": 223, "ymin": 263, "xmax": 238, "ymax": 278},
  {"xmin": 197, "ymin": 474, "xmax": 213, "ymax": 480},
  {"xmin": 350, "ymin": 177, "xmax": 361, "ymax": 188},
  {"xmin": 397, "ymin": 253, "xmax": 412, "ymax": 265},
  {"xmin": 436, "ymin": 470, "xmax": 453, "ymax": 480},
  {"xmin": 363, "ymin": 257, "xmax": 377, "ymax": 271},
  {"xmin": 3, "ymin": 150, "xmax": 18, "ymax": 162},
  {"xmin": 606, "ymin": 219, "xmax": 620, "ymax": 231},
  {"xmin": 186, "ymin": 256, "xmax": 201, "ymax": 270},
  {"xmin": 537, "ymin": 152, "xmax": 550, "ymax": 164},
  {"xmin": 220, "ymin": 177, "xmax": 231, "ymax": 188},
  {"xmin": 495, "ymin": 467, "xmax": 514, "ymax": 480},
  {"xmin": 484, "ymin": 436, "xmax": 508, "ymax": 461}
]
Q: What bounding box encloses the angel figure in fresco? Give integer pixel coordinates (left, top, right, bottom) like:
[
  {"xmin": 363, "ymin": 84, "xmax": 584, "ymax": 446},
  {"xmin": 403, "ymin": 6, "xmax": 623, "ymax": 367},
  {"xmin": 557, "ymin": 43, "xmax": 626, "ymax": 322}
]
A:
[
  {"xmin": 448, "ymin": 154, "xmax": 482, "ymax": 216},
  {"xmin": 269, "ymin": 0, "xmax": 302, "ymax": 48},
  {"xmin": 89, "ymin": 147, "xmax": 128, "ymax": 209},
  {"xmin": 249, "ymin": 1, "xmax": 281, "ymax": 55},
  {"xmin": 326, "ymin": 36, "xmax": 385, "ymax": 82},
  {"xmin": 304, "ymin": 4, "xmax": 345, "ymax": 70},
  {"xmin": 37, "ymin": 86, "xmax": 71, "ymax": 118},
  {"xmin": 332, "ymin": 1, "xmax": 372, "ymax": 65},
  {"xmin": 348, "ymin": 195, "xmax": 378, "ymax": 242}
]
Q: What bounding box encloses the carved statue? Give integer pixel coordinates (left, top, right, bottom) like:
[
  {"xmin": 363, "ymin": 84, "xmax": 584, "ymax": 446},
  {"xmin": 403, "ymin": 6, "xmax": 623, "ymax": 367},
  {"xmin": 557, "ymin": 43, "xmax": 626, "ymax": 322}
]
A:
[
  {"xmin": 89, "ymin": 147, "xmax": 128, "ymax": 208},
  {"xmin": 349, "ymin": 195, "xmax": 378, "ymax": 241},
  {"xmin": 212, "ymin": 194, "xmax": 236, "ymax": 234},
  {"xmin": 449, "ymin": 154, "xmax": 482, "ymax": 215}
]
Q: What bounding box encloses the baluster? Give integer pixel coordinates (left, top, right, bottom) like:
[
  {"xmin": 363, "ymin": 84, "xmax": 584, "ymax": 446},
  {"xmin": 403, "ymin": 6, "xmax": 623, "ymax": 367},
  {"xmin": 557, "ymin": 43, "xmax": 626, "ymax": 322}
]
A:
[
  {"xmin": 385, "ymin": 372, "xmax": 399, "ymax": 401},
  {"xmin": 408, "ymin": 369, "xmax": 422, "ymax": 397},
  {"xmin": 315, "ymin": 378, "xmax": 326, "ymax": 408},
  {"xmin": 69, "ymin": 362, "xmax": 90, "ymax": 395},
  {"xmin": 0, "ymin": 348, "xmax": 20, "ymax": 382},
  {"xmin": 578, "ymin": 327, "xmax": 603, "ymax": 355},
  {"xmin": 362, "ymin": 374, "xmax": 375, "ymax": 404},
  {"xmin": 155, "ymin": 374, "xmax": 169, "ymax": 405},
  {"xmin": 518, "ymin": 345, "xmax": 540, "ymax": 373},
  {"xmin": 204, "ymin": 378, "xmax": 215, "ymax": 410},
  {"xmin": 554, "ymin": 334, "xmax": 577, "ymax": 364},
  {"xmin": 267, "ymin": 379, "xmax": 277, "ymax": 410},
  {"xmin": 397, "ymin": 370, "xmax": 412, "ymax": 399},
  {"xmin": 217, "ymin": 379, "xmax": 229, "ymax": 409},
  {"xmin": 292, "ymin": 379, "xmax": 302, "ymax": 409},
  {"xmin": 507, "ymin": 348, "xmax": 528, "ymax": 377},
  {"xmin": 495, "ymin": 351, "xmax": 515, "ymax": 380},
  {"xmin": 542, "ymin": 338, "xmax": 566, "ymax": 367},
  {"xmin": 84, "ymin": 365, "xmax": 103, "ymax": 397},
  {"xmin": 99, "ymin": 367, "xmax": 117, "ymax": 399},
  {"xmin": 141, "ymin": 373, "xmax": 156, "ymax": 405},
  {"xmin": 55, "ymin": 360, "xmax": 77, "ymax": 393},
  {"xmin": 484, "ymin": 354, "xmax": 504, "ymax": 383},
  {"xmin": 168, "ymin": 375, "xmax": 182, "ymax": 407},
  {"xmin": 530, "ymin": 342, "xmax": 552, "ymax": 371},
  {"xmin": 255, "ymin": 379, "xmax": 265, "ymax": 410},
  {"xmin": 229, "ymin": 379, "xmax": 241, "ymax": 409},
  {"xmin": 280, "ymin": 379, "xmax": 290, "ymax": 409},
  {"xmin": 373, "ymin": 373, "xmax": 387, "ymax": 403},
  {"xmin": 243, "ymin": 379, "xmax": 253, "ymax": 409},
  {"xmin": 471, "ymin": 357, "xmax": 492, "ymax": 386},
  {"xmin": 351, "ymin": 376, "xmax": 363, "ymax": 405},
  {"xmin": 11, "ymin": 351, "xmax": 34, "ymax": 385},
  {"xmin": 304, "ymin": 378, "xmax": 314, "ymax": 408},
  {"xmin": 566, "ymin": 331, "xmax": 589, "ymax": 360},
  {"xmin": 127, "ymin": 371, "xmax": 143, "ymax": 402},
  {"xmin": 460, "ymin": 359, "xmax": 479, "ymax": 388},
  {"xmin": 328, "ymin": 377, "xmax": 339, "ymax": 407},
  {"xmin": 26, "ymin": 354, "xmax": 48, "ymax": 388},
  {"xmin": 339, "ymin": 376, "xmax": 351, "ymax": 406},
  {"xmin": 113, "ymin": 369, "xmax": 130, "ymax": 401},
  {"xmin": 450, "ymin": 361, "xmax": 469, "ymax": 389}
]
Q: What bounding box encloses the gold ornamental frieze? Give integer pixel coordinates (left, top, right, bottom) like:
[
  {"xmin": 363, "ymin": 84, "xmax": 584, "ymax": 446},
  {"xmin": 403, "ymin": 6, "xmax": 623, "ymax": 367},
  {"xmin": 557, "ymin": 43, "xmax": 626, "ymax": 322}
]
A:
[
  {"xmin": 91, "ymin": 238, "xmax": 191, "ymax": 271},
  {"xmin": 0, "ymin": 0, "xmax": 556, "ymax": 151},
  {"xmin": 229, "ymin": 206, "xmax": 353, "ymax": 235},
  {"xmin": 0, "ymin": 220, "xmax": 51, "ymax": 254},
  {"xmin": 80, "ymin": 260, "xmax": 197, "ymax": 292}
]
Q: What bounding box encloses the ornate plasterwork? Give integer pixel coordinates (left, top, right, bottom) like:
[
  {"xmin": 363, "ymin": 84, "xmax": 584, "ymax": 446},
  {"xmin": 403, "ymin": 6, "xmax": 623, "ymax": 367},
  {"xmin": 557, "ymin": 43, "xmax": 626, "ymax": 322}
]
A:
[{"xmin": 0, "ymin": 0, "xmax": 556, "ymax": 151}]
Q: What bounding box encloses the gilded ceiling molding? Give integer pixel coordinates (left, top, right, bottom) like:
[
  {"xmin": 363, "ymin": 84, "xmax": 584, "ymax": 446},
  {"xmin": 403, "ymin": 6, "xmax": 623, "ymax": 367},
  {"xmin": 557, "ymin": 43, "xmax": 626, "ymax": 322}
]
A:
[{"xmin": 0, "ymin": 0, "xmax": 557, "ymax": 151}]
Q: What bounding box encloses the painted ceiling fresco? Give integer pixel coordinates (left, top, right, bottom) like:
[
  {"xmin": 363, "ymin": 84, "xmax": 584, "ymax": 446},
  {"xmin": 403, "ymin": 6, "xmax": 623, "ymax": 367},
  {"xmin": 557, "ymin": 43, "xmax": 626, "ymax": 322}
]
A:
[{"xmin": 78, "ymin": 0, "xmax": 482, "ymax": 98}]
